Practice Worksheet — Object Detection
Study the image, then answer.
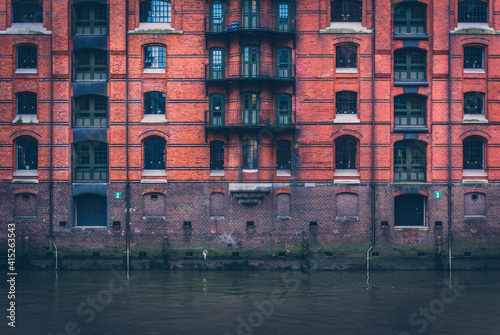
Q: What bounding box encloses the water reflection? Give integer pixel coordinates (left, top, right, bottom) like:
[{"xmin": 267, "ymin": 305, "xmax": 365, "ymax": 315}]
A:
[{"xmin": 11, "ymin": 270, "xmax": 500, "ymax": 335}]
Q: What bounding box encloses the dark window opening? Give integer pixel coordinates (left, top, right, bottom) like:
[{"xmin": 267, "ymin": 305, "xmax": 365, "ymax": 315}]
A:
[
  {"xmin": 464, "ymin": 92, "xmax": 484, "ymax": 115},
  {"xmin": 394, "ymin": 94, "xmax": 426, "ymax": 126},
  {"xmin": 210, "ymin": 141, "xmax": 224, "ymax": 170},
  {"xmin": 144, "ymin": 137, "xmax": 166, "ymax": 170},
  {"xmin": 209, "ymin": 48, "xmax": 225, "ymax": 79},
  {"xmin": 74, "ymin": 194, "xmax": 107, "ymax": 226},
  {"xmin": 394, "ymin": 3, "xmax": 426, "ymax": 34},
  {"xmin": 16, "ymin": 137, "xmax": 38, "ymax": 170},
  {"xmin": 17, "ymin": 45, "xmax": 37, "ymax": 69},
  {"xmin": 276, "ymin": 94, "xmax": 292, "ymax": 125},
  {"xmin": 242, "ymin": 0, "xmax": 259, "ymax": 29},
  {"xmin": 75, "ymin": 5, "xmax": 107, "ymax": 35},
  {"xmin": 336, "ymin": 91, "xmax": 357, "ymax": 114},
  {"xmin": 74, "ymin": 95, "xmax": 108, "ymax": 127},
  {"xmin": 74, "ymin": 50, "xmax": 107, "ymax": 81},
  {"xmin": 144, "ymin": 45, "xmax": 166, "ymax": 69},
  {"xmin": 458, "ymin": 0, "xmax": 488, "ymax": 23},
  {"xmin": 74, "ymin": 141, "xmax": 108, "ymax": 181},
  {"xmin": 140, "ymin": 0, "xmax": 171, "ymax": 23},
  {"xmin": 144, "ymin": 91, "xmax": 165, "ymax": 114},
  {"xmin": 464, "ymin": 46, "xmax": 484, "ymax": 69},
  {"xmin": 336, "ymin": 44, "xmax": 357, "ymax": 68},
  {"xmin": 243, "ymin": 139, "xmax": 258, "ymax": 169},
  {"xmin": 335, "ymin": 137, "xmax": 357, "ymax": 169},
  {"xmin": 395, "ymin": 194, "xmax": 426, "ymax": 226},
  {"xmin": 276, "ymin": 48, "xmax": 292, "ymax": 78},
  {"xmin": 463, "ymin": 137, "xmax": 484, "ymax": 170},
  {"xmin": 13, "ymin": 1, "xmax": 43, "ymax": 23},
  {"xmin": 394, "ymin": 140, "xmax": 426, "ymax": 182},
  {"xmin": 242, "ymin": 92, "xmax": 259, "ymax": 125},
  {"xmin": 16, "ymin": 91, "xmax": 37, "ymax": 115},
  {"xmin": 276, "ymin": 140, "xmax": 291, "ymax": 170},
  {"xmin": 394, "ymin": 49, "xmax": 426, "ymax": 82},
  {"xmin": 209, "ymin": 94, "xmax": 225, "ymax": 126},
  {"xmin": 330, "ymin": 0, "xmax": 362, "ymax": 22}
]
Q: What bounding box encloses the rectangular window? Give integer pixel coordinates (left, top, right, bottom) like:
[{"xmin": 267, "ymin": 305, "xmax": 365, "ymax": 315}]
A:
[
  {"xmin": 330, "ymin": 0, "xmax": 362, "ymax": 22},
  {"xmin": 276, "ymin": 140, "xmax": 291, "ymax": 170},
  {"xmin": 13, "ymin": 1, "xmax": 43, "ymax": 23},
  {"xmin": 75, "ymin": 6, "xmax": 107, "ymax": 35},
  {"xmin": 336, "ymin": 91, "xmax": 357, "ymax": 114},
  {"xmin": 464, "ymin": 92, "xmax": 484, "ymax": 115},
  {"xmin": 458, "ymin": 0, "xmax": 488, "ymax": 23},
  {"xmin": 74, "ymin": 50, "xmax": 107, "ymax": 81},
  {"xmin": 144, "ymin": 92, "xmax": 165, "ymax": 114},
  {"xmin": 464, "ymin": 193, "xmax": 486, "ymax": 216},
  {"xmin": 210, "ymin": 192, "xmax": 224, "ymax": 217},
  {"xmin": 144, "ymin": 46, "xmax": 166, "ymax": 69},
  {"xmin": 16, "ymin": 92, "xmax": 37, "ymax": 115},
  {"xmin": 74, "ymin": 96, "xmax": 108, "ymax": 127},
  {"xmin": 140, "ymin": 0, "xmax": 171, "ymax": 23},
  {"xmin": 464, "ymin": 46, "xmax": 484, "ymax": 69},
  {"xmin": 243, "ymin": 139, "xmax": 258, "ymax": 170},
  {"xmin": 210, "ymin": 141, "xmax": 224, "ymax": 170},
  {"xmin": 17, "ymin": 45, "xmax": 37, "ymax": 69},
  {"xmin": 336, "ymin": 45, "xmax": 357, "ymax": 68}
]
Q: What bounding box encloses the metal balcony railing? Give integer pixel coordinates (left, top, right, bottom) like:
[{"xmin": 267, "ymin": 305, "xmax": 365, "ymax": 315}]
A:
[
  {"xmin": 206, "ymin": 61, "xmax": 295, "ymax": 82},
  {"xmin": 205, "ymin": 109, "xmax": 296, "ymax": 128},
  {"xmin": 205, "ymin": 11, "xmax": 295, "ymax": 34}
]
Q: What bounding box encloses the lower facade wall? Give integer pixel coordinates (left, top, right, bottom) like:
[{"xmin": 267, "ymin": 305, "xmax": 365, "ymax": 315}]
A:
[{"xmin": 1, "ymin": 181, "xmax": 499, "ymax": 264}]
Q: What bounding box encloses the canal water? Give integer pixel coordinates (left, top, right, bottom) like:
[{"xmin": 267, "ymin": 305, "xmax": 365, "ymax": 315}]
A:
[{"xmin": 5, "ymin": 270, "xmax": 500, "ymax": 335}]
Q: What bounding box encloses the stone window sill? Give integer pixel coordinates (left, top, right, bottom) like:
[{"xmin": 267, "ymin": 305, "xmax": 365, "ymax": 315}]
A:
[
  {"xmin": 394, "ymin": 226, "xmax": 429, "ymax": 230},
  {"xmin": 144, "ymin": 68, "xmax": 165, "ymax": 74},
  {"xmin": 210, "ymin": 216, "xmax": 225, "ymax": 220},
  {"xmin": 336, "ymin": 216, "xmax": 359, "ymax": 221},
  {"xmin": 463, "ymin": 68, "xmax": 485, "ymax": 74},
  {"xmin": 142, "ymin": 170, "xmax": 167, "ymax": 177},
  {"xmin": 462, "ymin": 170, "xmax": 487, "ymax": 178},
  {"xmin": 462, "ymin": 115, "xmax": 487, "ymax": 123},
  {"xmin": 13, "ymin": 115, "xmax": 39, "ymax": 123},
  {"xmin": 335, "ymin": 68, "xmax": 358, "ymax": 74},
  {"xmin": 321, "ymin": 22, "xmax": 372, "ymax": 34},
  {"xmin": 1, "ymin": 23, "xmax": 51, "ymax": 35},
  {"xmin": 141, "ymin": 114, "xmax": 167, "ymax": 123},
  {"xmin": 143, "ymin": 216, "xmax": 165, "ymax": 220},
  {"xmin": 72, "ymin": 226, "xmax": 107, "ymax": 230},
  {"xmin": 452, "ymin": 23, "xmax": 493, "ymax": 33},
  {"xmin": 243, "ymin": 169, "xmax": 258, "ymax": 173},
  {"xmin": 14, "ymin": 216, "xmax": 36, "ymax": 220},
  {"xmin": 334, "ymin": 114, "xmax": 360, "ymax": 123},
  {"xmin": 277, "ymin": 216, "xmax": 291, "ymax": 220},
  {"xmin": 334, "ymin": 169, "xmax": 360, "ymax": 177},
  {"xmin": 15, "ymin": 68, "xmax": 37, "ymax": 74},
  {"xmin": 464, "ymin": 215, "xmax": 487, "ymax": 220},
  {"xmin": 13, "ymin": 170, "xmax": 38, "ymax": 177},
  {"xmin": 210, "ymin": 170, "xmax": 224, "ymax": 177},
  {"xmin": 13, "ymin": 179, "xmax": 39, "ymax": 184},
  {"xmin": 277, "ymin": 169, "xmax": 291, "ymax": 177},
  {"xmin": 130, "ymin": 23, "xmax": 182, "ymax": 34},
  {"xmin": 140, "ymin": 179, "xmax": 168, "ymax": 184}
]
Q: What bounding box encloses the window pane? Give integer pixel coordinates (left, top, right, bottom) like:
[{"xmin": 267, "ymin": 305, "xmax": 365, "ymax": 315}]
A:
[
  {"xmin": 17, "ymin": 137, "xmax": 38, "ymax": 170},
  {"xmin": 144, "ymin": 46, "xmax": 166, "ymax": 69},
  {"xmin": 335, "ymin": 137, "xmax": 357, "ymax": 169},
  {"xmin": 17, "ymin": 92, "xmax": 37, "ymax": 115},
  {"xmin": 144, "ymin": 92, "xmax": 166, "ymax": 114},
  {"xmin": 464, "ymin": 92, "xmax": 484, "ymax": 114},
  {"xmin": 140, "ymin": 0, "xmax": 171, "ymax": 23},
  {"xmin": 277, "ymin": 140, "xmax": 291, "ymax": 170},
  {"xmin": 458, "ymin": 0, "xmax": 488, "ymax": 23},
  {"xmin": 336, "ymin": 91, "xmax": 357, "ymax": 114},
  {"xmin": 243, "ymin": 139, "xmax": 258, "ymax": 169},
  {"xmin": 17, "ymin": 45, "xmax": 37, "ymax": 68},
  {"xmin": 210, "ymin": 141, "xmax": 224, "ymax": 170},
  {"xmin": 13, "ymin": 1, "xmax": 43, "ymax": 23},
  {"xmin": 331, "ymin": 0, "xmax": 362, "ymax": 22},
  {"xmin": 463, "ymin": 137, "xmax": 484, "ymax": 169},
  {"xmin": 336, "ymin": 45, "xmax": 357, "ymax": 68},
  {"xmin": 144, "ymin": 137, "xmax": 166, "ymax": 169},
  {"xmin": 464, "ymin": 46, "xmax": 484, "ymax": 69}
]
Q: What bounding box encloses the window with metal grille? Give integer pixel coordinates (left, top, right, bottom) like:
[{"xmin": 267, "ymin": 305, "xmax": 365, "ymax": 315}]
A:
[
  {"xmin": 209, "ymin": 48, "xmax": 225, "ymax": 79},
  {"xmin": 276, "ymin": 140, "xmax": 291, "ymax": 170},
  {"xmin": 209, "ymin": 1, "xmax": 225, "ymax": 32},
  {"xmin": 394, "ymin": 3, "xmax": 426, "ymax": 34},
  {"xmin": 464, "ymin": 92, "xmax": 485, "ymax": 115},
  {"xmin": 210, "ymin": 141, "xmax": 224, "ymax": 170},
  {"xmin": 464, "ymin": 46, "xmax": 484, "ymax": 69},
  {"xmin": 74, "ymin": 50, "xmax": 107, "ymax": 80},
  {"xmin": 74, "ymin": 95, "xmax": 108, "ymax": 127},
  {"xmin": 330, "ymin": 0, "xmax": 362, "ymax": 22},
  {"xmin": 209, "ymin": 94, "xmax": 225, "ymax": 126},
  {"xmin": 336, "ymin": 91, "xmax": 357, "ymax": 114},
  {"xmin": 463, "ymin": 137, "xmax": 484, "ymax": 170},
  {"xmin": 144, "ymin": 137, "xmax": 166, "ymax": 170},
  {"xmin": 336, "ymin": 45, "xmax": 357, "ymax": 68},
  {"xmin": 394, "ymin": 94, "xmax": 426, "ymax": 126},
  {"xmin": 16, "ymin": 137, "xmax": 37, "ymax": 170},
  {"xmin": 276, "ymin": 193, "xmax": 291, "ymax": 217},
  {"xmin": 75, "ymin": 5, "xmax": 107, "ymax": 35},
  {"xmin": 276, "ymin": 94, "xmax": 292, "ymax": 125},
  {"xmin": 144, "ymin": 91, "xmax": 165, "ymax": 114},
  {"xmin": 140, "ymin": 0, "xmax": 171, "ymax": 23},
  {"xmin": 17, "ymin": 45, "xmax": 37, "ymax": 69},
  {"xmin": 335, "ymin": 137, "xmax": 357, "ymax": 169},
  {"xmin": 12, "ymin": 1, "xmax": 43, "ymax": 23},
  {"xmin": 74, "ymin": 141, "xmax": 108, "ymax": 181},
  {"xmin": 458, "ymin": 0, "xmax": 488, "ymax": 23},
  {"xmin": 16, "ymin": 92, "xmax": 37, "ymax": 115},
  {"xmin": 394, "ymin": 140, "xmax": 426, "ymax": 182},
  {"xmin": 243, "ymin": 139, "xmax": 258, "ymax": 169},
  {"xmin": 394, "ymin": 49, "xmax": 426, "ymax": 81},
  {"xmin": 210, "ymin": 192, "xmax": 224, "ymax": 217},
  {"xmin": 464, "ymin": 192, "xmax": 486, "ymax": 216},
  {"xmin": 144, "ymin": 45, "xmax": 166, "ymax": 69},
  {"xmin": 336, "ymin": 193, "xmax": 358, "ymax": 217}
]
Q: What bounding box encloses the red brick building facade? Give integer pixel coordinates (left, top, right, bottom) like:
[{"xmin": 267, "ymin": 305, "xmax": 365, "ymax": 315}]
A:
[{"xmin": 1, "ymin": 0, "xmax": 499, "ymax": 265}]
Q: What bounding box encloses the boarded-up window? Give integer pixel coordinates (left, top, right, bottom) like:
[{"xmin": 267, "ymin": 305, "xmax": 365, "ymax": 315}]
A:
[
  {"xmin": 210, "ymin": 192, "xmax": 224, "ymax": 217},
  {"xmin": 464, "ymin": 193, "xmax": 486, "ymax": 216},
  {"xmin": 336, "ymin": 193, "xmax": 358, "ymax": 217},
  {"xmin": 277, "ymin": 193, "xmax": 291, "ymax": 218},
  {"xmin": 143, "ymin": 193, "xmax": 165, "ymax": 217},
  {"xmin": 14, "ymin": 193, "xmax": 36, "ymax": 218}
]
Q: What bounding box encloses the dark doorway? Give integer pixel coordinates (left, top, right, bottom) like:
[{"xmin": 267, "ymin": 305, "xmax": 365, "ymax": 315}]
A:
[
  {"xmin": 75, "ymin": 194, "xmax": 107, "ymax": 227},
  {"xmin": 395, "ymin": 194, "xmax": 425, "ymax": 226}
]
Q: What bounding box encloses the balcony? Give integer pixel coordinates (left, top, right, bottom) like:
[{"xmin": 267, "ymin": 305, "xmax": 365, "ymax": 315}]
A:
[
  {"xmin": 205, "ymin": 11, "xmax": 295, "ymax": 35},
  {"xmin": 206, "ymin": 61, "xmax": 295, "ymax": 83},
  {"xmin": 205, "ymin": 109, "xmax": 296, "ymax": 129}
]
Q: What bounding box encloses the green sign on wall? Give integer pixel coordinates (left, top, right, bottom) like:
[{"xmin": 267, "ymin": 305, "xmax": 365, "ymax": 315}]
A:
[
  {"xmin": 434, "ymin": 191, "xmax": 441, "ymax": 199},
  {"xmin": 114, "ymin": 192, "xmax": 122, "ymax": 199}
]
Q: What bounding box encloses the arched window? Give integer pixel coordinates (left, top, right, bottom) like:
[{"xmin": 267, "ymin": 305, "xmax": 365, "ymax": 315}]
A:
[
  {"xmin": 276, "ymin": 140, "xmax": 291, "ymax": 170},
  {"xmin": 209, "ymin": 1, "xmax": 225, "ymax": 32},
  {"xmin": 463, "ymin": 137, "xmax": 485, "ymax": 170},
  {"xmin": 336, "ymin": 44, "xmax": 357, "ymax": 69},
  {"xmin": 458, "ymin": 0, "xmax": 488, "ymax": 23},
  {"xmin": 74, "ymin": 49, "xmax": 107, "ymax": 81},
  {"xmin": 74, "ymin": 4, "xmax": 107, "ymax": 35},
  {"xmin": 74, "ymin": 141, "xmax": 108, "ymax": 181},
  {"xmin": 394, "ymin": 49, "xmax": 426, "ymax": 82},
  {"xmin": 144, "ymin": 45, "xmax": 166, "ymax": 69},
  {"xmin": 12, "ymin": 0, "xmax": 43, "ymax": 23},
  {"xmin": 210, "ymin": 141, "xmax": 224, "ymax": 170},
  {"xmin": 335, "ymin": 136, "xmax": 357, "ymax": 169},
  {"xmin": 330, "ymin": 0, "xmax": 362, "ymax": 22},
  {"xmin": 16, "ymin": 136, "xmax": 38, "ymax": 170},
  {"xmin": 144, "ymin": 137, "xmax": 166, "ymax": 170},
  {"xmin": 140, "ymin": 0, "xmax": 171, "ymax": 23},
  {"xmin": 16, "ymin": 45, "xmax": 37, "ymax": 69},
  {"xmin": 464, "ymin": 92, "xmax": 485, "ymax": 115},
  {"xmin": 74, "ymin": 95, "xmax": 108, "ymax": 127},
  {"xmin": 394, "ymin": 94, "xmax": 426, "ymax": 126},
  {"xmin": 144, "ymin": 91, "xmax": 165, "ymax": 115},
  {"xmin": 336, "ymin": 91, "xmax": 357, "ymax": 114},
  {"xmin": 16, "ymin": 91, "xmax": 37, "ymax": 115},
  {"xmin": 394, "ymin": 3, "xmax": 426, "ymax": 35},
  {"xmin": 394, "ymin": 140, "xmax": 426, "ymax": 182}
]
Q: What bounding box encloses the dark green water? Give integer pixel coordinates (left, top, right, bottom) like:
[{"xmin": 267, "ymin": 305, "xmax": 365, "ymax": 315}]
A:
[{"xmin": 3, "ymin": 270, "xmax": 500, "ymax": 335}]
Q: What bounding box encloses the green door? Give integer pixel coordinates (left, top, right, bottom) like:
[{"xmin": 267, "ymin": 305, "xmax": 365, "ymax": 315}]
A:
[
  {"xmin": 242, "ymin": 46, "xmax": 259, "ymax": 77},
  {"xmin": 276, "ymin": 2, "xmax": 291, "ymax": 32},
  {"xmin": 210, "ymin": 1, "xmax": 225, "ymax": 32},
  {"xmin": 210, "ymin": 94, "xmax": 224, "ymax": 126},
  {"xmin": 242, "ymin": 93, "xmax": 259, "ymax": 125},
  {"xmin": 276, "ymin": 48, "xmax": 291, "ymax": 78},
  {"xmin": 242, "ymin": 0, "xmax": 259, "ymax": 29}
]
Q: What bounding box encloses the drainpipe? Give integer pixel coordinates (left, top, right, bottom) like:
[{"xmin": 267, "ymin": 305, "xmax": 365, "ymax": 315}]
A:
[
  {"xmin": 50, "ymin": 237, "xmax": 58, "ymax": 270},
  {"xmin": 447, "ymin": 2, "xmax": 453, "ymax": 272},
  {"xmin": 366, "ymin": 0, "xmax": 377, "ymax": 272},
  {"xmin": 48, "ymin": 20, "xmax": 55, "ymax": 269},
  {"xmin": 125, "ymin": 0, "xmax": 131, "ymax": 274}
]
